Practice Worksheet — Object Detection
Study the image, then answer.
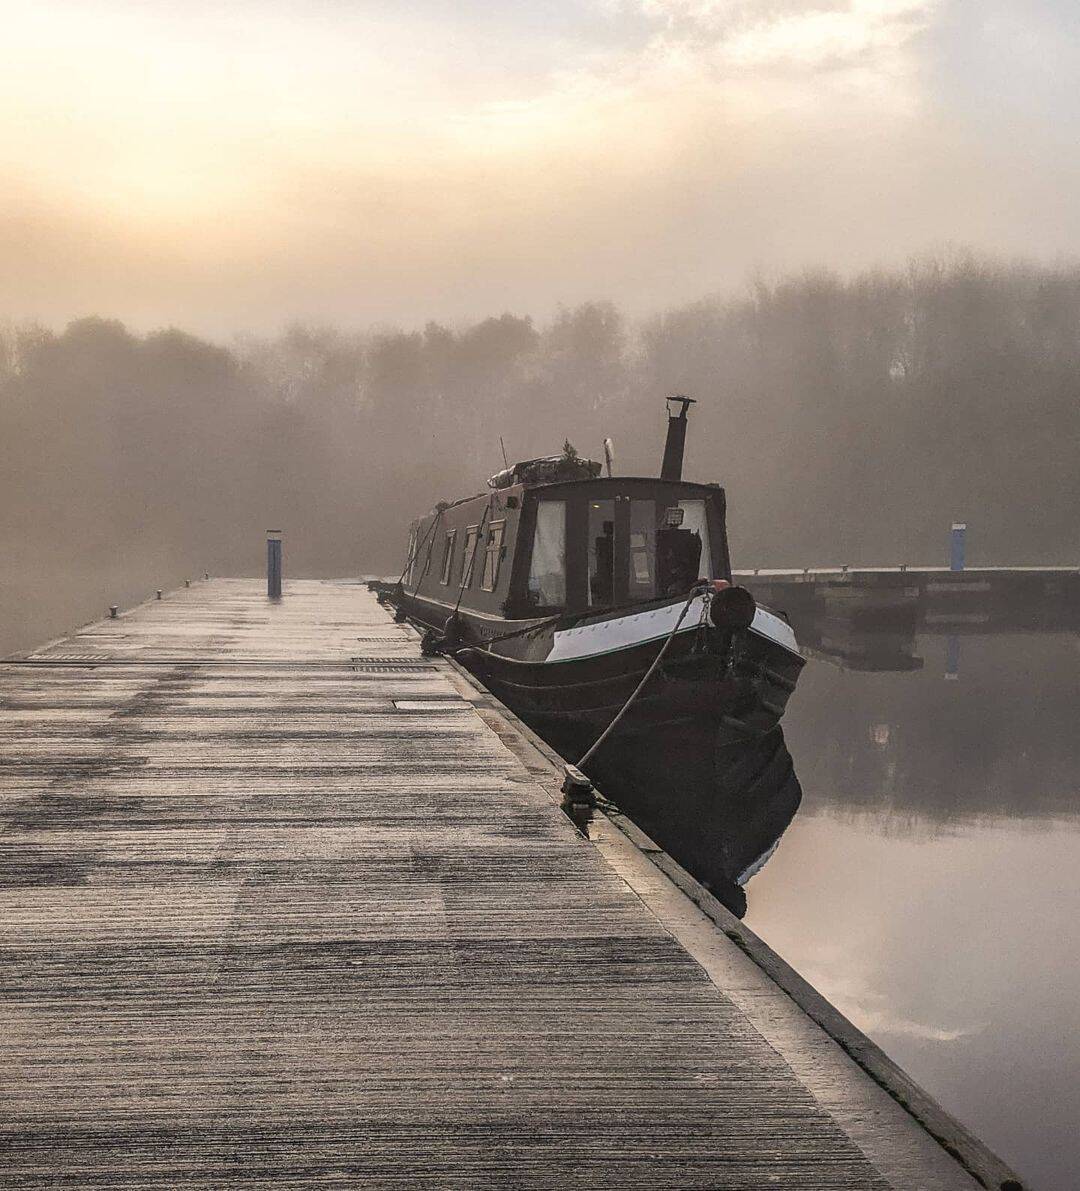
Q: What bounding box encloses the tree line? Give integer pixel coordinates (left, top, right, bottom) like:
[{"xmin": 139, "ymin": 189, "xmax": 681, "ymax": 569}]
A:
[{"xmin": 3, "ymin": 252, "xmax": 1078, "ymax": 646}]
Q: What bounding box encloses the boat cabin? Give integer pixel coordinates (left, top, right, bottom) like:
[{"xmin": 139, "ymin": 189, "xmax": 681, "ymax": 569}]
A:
[{"xmin": 403, "ymin": 475, "xmax": 731, "ymax": 624}]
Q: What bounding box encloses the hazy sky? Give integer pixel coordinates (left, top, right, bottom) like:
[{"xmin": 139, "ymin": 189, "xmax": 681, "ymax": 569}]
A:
[{"xmin": 3, "ymin": 1, "xmax": 1078, "ymax": 335}]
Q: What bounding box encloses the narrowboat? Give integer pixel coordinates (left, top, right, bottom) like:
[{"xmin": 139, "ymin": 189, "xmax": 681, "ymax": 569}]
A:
[{"xmin": 384, "ymin": 398, "xmax": 804, "ymax": 764}]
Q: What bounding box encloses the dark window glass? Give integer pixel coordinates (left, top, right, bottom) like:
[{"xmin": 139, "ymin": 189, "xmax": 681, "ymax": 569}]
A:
[
  {"xmin": 588, "ymin": 500, "xmax": 615, "ymax": 606},
  {"xmin": 677, "ymin": 500, "xmax": 712, "ymax": 579},
  {"xmin": 656, "ymin": 500, "xmax": 709, "ymax": 595}
]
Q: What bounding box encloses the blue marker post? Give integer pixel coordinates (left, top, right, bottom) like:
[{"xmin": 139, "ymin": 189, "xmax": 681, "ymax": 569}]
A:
[
  {"xmin": 950, "ymin": 522, "xmax": 967, "ymax": 572},
  {"xmin": 945, "ymin": 635, "xmax": 961, "ymax": 681},
  {"xmin": 267, "ymin": 529, "xmax": 283, "ymax": 600}
]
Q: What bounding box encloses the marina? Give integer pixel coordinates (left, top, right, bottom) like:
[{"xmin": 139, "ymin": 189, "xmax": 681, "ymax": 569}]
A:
[
  {"xmin": 6, "ymin": 2, "xmax": 1079, "ymax": 1186},
  {"xmin": 0, "ymin": 578, "xmax": 1023, "ymax": 1188}
]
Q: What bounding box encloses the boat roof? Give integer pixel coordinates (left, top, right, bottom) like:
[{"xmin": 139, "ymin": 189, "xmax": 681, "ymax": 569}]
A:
[{"xmin": 412, "ymin": 475, "xmax": 723, "ymax": 525}]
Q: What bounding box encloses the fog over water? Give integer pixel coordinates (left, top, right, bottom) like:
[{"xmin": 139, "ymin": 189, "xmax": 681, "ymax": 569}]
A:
[
  {"xmin": 4, "ymin": 253, "xmax": 1080, "ymax": 656},
  {"xmin": 6, "ymin": 2, "xmax": 1080, "ymax": 651}
]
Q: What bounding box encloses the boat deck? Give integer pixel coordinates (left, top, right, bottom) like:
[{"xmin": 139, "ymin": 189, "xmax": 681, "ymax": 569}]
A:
[{"xmin": 0, "ymin": 579, "xmax": 1000, "ymax": 1187}]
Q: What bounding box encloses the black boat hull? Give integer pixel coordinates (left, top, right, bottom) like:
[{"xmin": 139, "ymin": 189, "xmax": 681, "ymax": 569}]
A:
[
  {"xmin": 384, "ymin": 585, "xmax": 804, "ymax": 739},
  {"xmin": 460, "ymin": 626, "xmax": 802, "ymax": 737}
]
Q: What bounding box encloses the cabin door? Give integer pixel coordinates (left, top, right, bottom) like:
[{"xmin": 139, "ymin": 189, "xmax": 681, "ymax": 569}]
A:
[
  {"xmin": 579, "ymin": 496, "xmax": 643, "ymax": 610},
  {"xmin": 572, "ymin": 495, "xmax": 713, "ymax": 612}
]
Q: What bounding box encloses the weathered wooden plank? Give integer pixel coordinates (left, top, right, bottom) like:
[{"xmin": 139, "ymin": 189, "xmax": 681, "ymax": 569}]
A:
[{"xmin": 0, "ymin": 578, "xmax": 938, "ymax": 1187}]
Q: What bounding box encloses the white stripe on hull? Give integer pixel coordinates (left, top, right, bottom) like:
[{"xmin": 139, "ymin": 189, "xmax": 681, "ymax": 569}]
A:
[
  {"xmin": 545, "ymin": 596, "xmax": 800, "ymax": 663},
  {"xmin": 750, "ymin": 607, "xmax": 800, "ymax": 653}
]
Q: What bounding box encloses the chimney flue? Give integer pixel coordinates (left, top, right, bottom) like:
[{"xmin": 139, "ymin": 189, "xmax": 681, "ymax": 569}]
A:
[{"xmin": 660, "ymin": 395, "xmax": 696, "ymax": 481}]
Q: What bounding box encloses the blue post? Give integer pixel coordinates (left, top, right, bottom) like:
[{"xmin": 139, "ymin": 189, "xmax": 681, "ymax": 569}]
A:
[
  {"xmin": 945, "ymin": 635, "xmax": 961, "ymax": 681},
  {"xmin": 950, "ymin": 522, "xmax": 966, "ymax": 572},
  {"xmin": 267, "ymin": 530, "xmax": 283, "ymax": 599}
]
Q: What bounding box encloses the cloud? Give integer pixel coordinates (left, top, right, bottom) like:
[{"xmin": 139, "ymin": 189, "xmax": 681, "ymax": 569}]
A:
[
  {"xmin": 0, "ymin": 1, "xmax": 1075, "ymax": 334},
  {"xmin": 613, "ymin": 0, "xmax": 936, "ymax": 76},
  {"xmin": 459, "ymin": 0, "xmax": 939, "ymax": 218}
]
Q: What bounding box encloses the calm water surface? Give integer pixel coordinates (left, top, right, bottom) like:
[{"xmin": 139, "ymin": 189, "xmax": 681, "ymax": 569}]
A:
[{"xmin": 741, "ymin": 629, "xmax": 1080, "ymax": 1191}]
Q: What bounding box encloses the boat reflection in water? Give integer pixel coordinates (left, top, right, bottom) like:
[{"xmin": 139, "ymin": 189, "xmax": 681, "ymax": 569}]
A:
[{"xmin": 537, "ymin": 717, "xmax": 802, "ymax": 919}]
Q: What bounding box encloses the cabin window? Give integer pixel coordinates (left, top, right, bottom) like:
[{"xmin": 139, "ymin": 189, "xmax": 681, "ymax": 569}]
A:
[
  {"xmin": 461, "ymin": 525, "xmax": 480, "ymax": 588},
  {"xmin": 481, "ymin": 520, "xmax": 507, "ymax": 591},
  {"xmin": 652, "ymin": 499, "xmax": 711, "ymax": 595},
  {"xmin": 588, "ymin": 500, "xmax": 616, "ymax": 606},
  {"xmin": 628, "ymin": 500, "xmax": 657, "ymax": 599},
  {"xmin": 615, "ymin": 499, "xmax": 714, "ymax": 599},
  {"xmin": 405, "ymin": 527, "xmax": 418, "ymax": 585},
  {"xmin": 527, "ymin": 500, "xmax": 566, "ymax": 606},
  {"xmin": 678, "ymin": 500, "xmax": 712, "ymax": 580},
  {"xmin": 439, "ymin": 529, "xmax": 457, "ymax": 585}
]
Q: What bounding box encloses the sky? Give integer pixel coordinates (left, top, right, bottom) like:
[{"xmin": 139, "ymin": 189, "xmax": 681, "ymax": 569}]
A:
[{"xmin": 2, "ymin": 0, "xmax": 1079, "ymax": 336}]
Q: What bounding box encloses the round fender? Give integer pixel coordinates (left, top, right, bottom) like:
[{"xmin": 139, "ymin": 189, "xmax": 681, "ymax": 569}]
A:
[{"xmin": 709, "ymin": 584, "xmax": 757, "ymax": 630}]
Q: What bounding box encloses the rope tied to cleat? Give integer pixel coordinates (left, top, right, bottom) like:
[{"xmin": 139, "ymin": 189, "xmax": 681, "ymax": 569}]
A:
[{"xmin": 575, "ymin": 580, "xmax": 715, "ymax": 771}]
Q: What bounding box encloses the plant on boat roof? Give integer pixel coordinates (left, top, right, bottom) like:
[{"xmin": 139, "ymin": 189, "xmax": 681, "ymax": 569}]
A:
[{"xmin": 561, "ymin": 439, "xmax": 580, "ymax": 462}]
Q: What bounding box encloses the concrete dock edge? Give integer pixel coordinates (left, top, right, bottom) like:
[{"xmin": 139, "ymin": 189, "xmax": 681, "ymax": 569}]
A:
[{"xmin": 442, "ymin": 652, "xmax": 1028, "ymax": 1191}]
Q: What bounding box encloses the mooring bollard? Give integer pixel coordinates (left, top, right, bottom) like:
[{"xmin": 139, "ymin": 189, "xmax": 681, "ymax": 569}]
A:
[
  {"xmin": 560, "ymin": 764, "xmax": 596, "ymax": 830},
  {"xmin": 184, "ymin": 579, "xmax": 190, "ymax": 588},
  {"xmin": 204, "ymin": 572, "xmax": 209, "ymax": 580},
  {"xmin": 267, "ymin": 530, "xmax": 283, "ymax": 600},
  {"xmin": 109, "ymin": 605, "xmax": 118, "ymax": 619},
  {"xmin": 156, "ymin": 589, "xmax": 163, "ymax": 600},
  {"xmin": 950, "ymin": 522, "xmax": 967, "ymax": 572}
]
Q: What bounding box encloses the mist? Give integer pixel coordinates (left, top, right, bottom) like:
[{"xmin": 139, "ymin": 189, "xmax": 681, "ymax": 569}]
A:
[{"xmin": 3, "ymin": 251, "xmax": 1079, "ymax": 654}]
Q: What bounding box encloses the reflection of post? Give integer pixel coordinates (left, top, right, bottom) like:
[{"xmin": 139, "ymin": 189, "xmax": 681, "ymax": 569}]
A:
[
  {"xmin": 945, "ymin": 634, "xmax": 961, "ymax": 680},
  {"xmin": 950, "ymin": 521, "xmax": 967, "ymax": 572},
  {"xmin": 267, "ymin": 529, "xmax": 283, "ymax": 600}
]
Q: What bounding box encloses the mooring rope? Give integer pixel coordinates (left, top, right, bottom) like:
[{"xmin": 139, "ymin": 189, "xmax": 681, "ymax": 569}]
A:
[
  {"xmin": 393, "ymin": 511, "xmax": 442, "ymax": 593},
  {"xmin": 576, "ymin": 581, "xmax": 709, "ymax": 771},
  {"xmin": 409, "ymin": 507, "xmax": 445, "ymax": 598},
  {"xmin": 449, "ymin": 499, "xmax": 492, "ymax": 623}
]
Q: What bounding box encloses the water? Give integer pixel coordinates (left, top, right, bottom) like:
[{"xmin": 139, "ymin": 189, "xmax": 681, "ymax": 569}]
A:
[
  {"xmin": 739, "ymin": 628, "xmax": 1080, "ymax": 1191},
  {"xmin": 0, "ymin": 542, "xmax": 209, "ymax": 658}
]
